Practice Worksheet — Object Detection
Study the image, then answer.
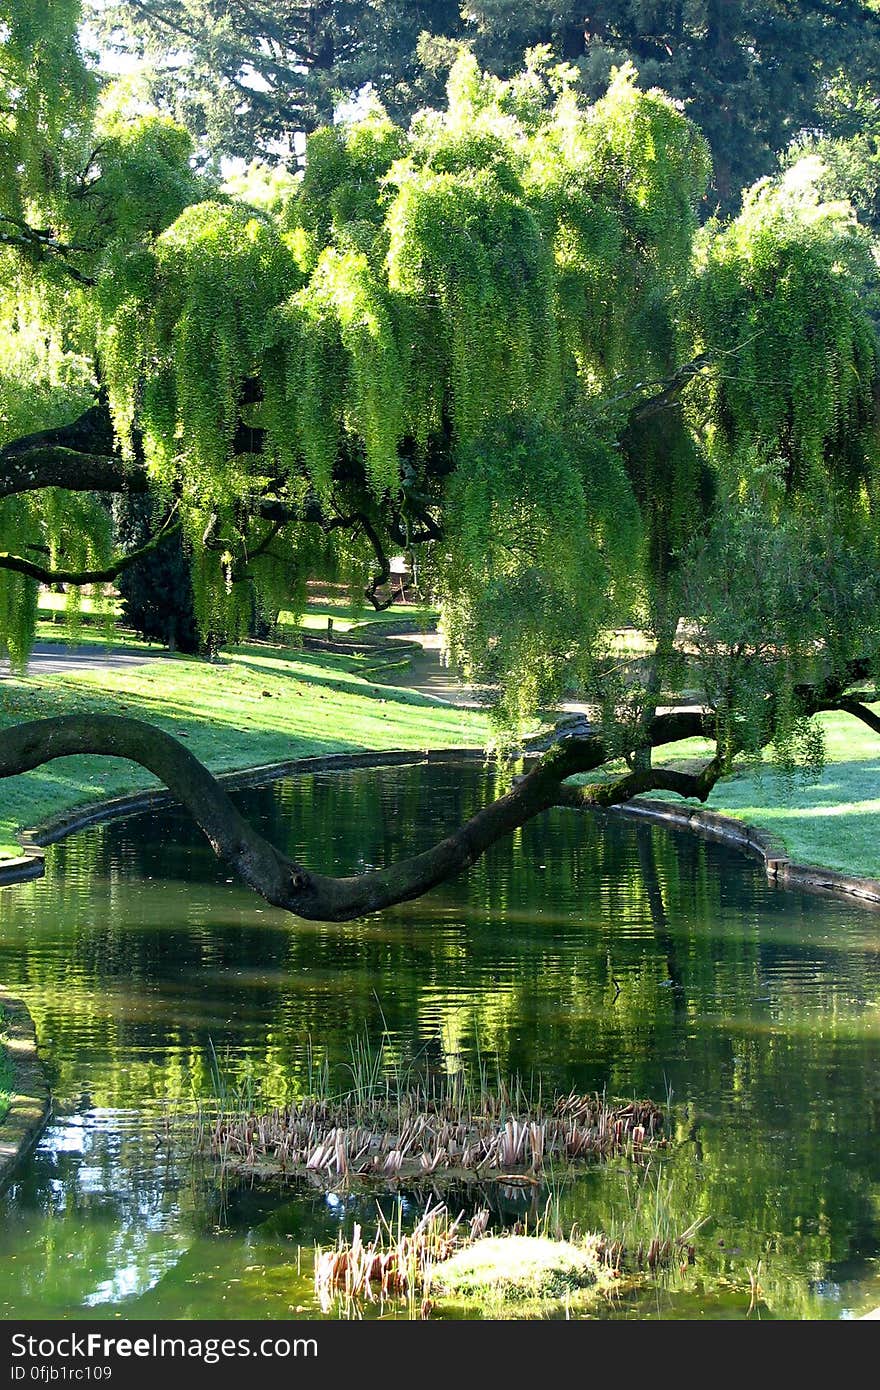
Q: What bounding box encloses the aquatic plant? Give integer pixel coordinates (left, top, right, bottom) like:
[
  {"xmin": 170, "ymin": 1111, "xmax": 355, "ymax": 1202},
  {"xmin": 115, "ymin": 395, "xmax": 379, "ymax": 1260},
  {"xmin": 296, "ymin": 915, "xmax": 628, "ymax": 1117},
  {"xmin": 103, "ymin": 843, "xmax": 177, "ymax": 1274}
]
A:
[
  {"xmin": 204, "ymin": 1082, "xmax": 665, "ymax": 1188},
  {"xmin": 313, "ymin": 1191, "xmax": 700, "ymax": 1319}
]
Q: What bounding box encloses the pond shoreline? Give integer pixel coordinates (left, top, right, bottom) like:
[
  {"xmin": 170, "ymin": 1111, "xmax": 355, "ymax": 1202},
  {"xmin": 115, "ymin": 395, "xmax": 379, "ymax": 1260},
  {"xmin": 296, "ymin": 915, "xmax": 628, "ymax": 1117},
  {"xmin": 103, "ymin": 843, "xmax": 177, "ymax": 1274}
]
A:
[
  {"xmin": 0, "ymin": 989, "xmax": 50, "ymax": 1191},
  {"xmin": 611, "ymin": 797, "xmax": 880, "ymax": 907},
  {"xmin": 2, "ymin": 746, "xmax": 879, "ymax": 914}
]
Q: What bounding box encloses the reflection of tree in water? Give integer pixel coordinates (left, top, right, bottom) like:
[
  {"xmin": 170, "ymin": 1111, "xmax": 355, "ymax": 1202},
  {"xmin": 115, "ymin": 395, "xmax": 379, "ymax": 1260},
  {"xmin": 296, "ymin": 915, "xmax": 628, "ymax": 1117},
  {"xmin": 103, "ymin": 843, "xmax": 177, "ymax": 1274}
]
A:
[
  {"xmin": 0, "ymin": 763, "xmax": 878, "ymax": 1315},
  {"xmin": 634, "ymin": 823, "xmax": 685, "ymax": 1003},
  {"xmin": 0, "ymin": 1111, "xmax": 195, "ymax": 1313}
]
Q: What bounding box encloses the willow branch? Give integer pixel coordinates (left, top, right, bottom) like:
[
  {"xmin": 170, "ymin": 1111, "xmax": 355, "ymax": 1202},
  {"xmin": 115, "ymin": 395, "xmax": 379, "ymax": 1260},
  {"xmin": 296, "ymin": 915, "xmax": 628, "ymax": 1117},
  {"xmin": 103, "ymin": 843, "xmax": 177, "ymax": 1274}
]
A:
[
  {"xmin": 360, "ymin": 515, "xmax": 393, "ymax": 611},
  {"xmin": 247, "ymin": 518, "xmax": 286, "ymax": 563},
  {"xmin": 0, "ymin": 517, "xmax": 181, "ymax": 586},
  {"xmin": 624, "ymin": 354, "xmax": 713, "ymax": 422},
  {"xmin": 0, "ymin": 216, "xmax": 96, "ymax": 285},
  {"xmin": 554, "ymin": 754, "xmax": 724, "ymax": 811},
  {"xmin": 0, "ymin": 711, "xmax": 713, "ymax": 922},
  {"xmin": 273, "ymin": 498, "xmax": 395, "ymax": 611}
]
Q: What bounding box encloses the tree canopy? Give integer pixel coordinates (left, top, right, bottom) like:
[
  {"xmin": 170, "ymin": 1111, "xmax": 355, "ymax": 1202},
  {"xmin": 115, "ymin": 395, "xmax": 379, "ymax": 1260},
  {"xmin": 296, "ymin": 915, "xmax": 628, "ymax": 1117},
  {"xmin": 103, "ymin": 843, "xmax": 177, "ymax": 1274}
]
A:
[
  {"xmin": 92, "ymin": 1, "xmax": 880, "ymax": 209},
  {"xmin": 3, "ymin": 8, "xmax": 880, "ymax": 920},
  {"xmin": 90, "ymin": 0, "xmax": 460, "ymax": 163}
]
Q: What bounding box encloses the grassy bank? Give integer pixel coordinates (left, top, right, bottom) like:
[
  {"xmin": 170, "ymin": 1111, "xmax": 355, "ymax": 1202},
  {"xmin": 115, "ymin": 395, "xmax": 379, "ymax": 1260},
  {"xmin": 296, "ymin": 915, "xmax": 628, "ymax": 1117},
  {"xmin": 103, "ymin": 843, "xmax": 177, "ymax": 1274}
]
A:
[
  {"xmin": 0, "ymin": 637, "xmax": 486, "ymax": 861},
  {"xmin": 632, "ymin": 708, "xmax": 880, "ymax": 879}
]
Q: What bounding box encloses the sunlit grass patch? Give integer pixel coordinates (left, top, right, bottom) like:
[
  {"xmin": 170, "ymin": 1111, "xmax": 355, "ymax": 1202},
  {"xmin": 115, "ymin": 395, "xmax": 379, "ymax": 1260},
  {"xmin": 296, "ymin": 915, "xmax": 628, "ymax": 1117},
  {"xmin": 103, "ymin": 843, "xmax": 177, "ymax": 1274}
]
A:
[{"xmin": 0, "ymin": 638, "xmax": 486, "ymax": 859}]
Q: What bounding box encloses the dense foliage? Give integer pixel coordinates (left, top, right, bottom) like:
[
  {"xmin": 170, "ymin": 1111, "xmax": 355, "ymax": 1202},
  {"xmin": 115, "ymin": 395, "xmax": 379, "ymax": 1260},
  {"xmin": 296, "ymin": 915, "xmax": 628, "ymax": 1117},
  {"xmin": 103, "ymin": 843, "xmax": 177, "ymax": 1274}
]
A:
[
  {"xmin": 2, "ymin": 9, "xmax": 880, "ymax": 787},
  {"xmin": 93, "ymin": 1, "xmax": 880, "ymax": 210}
]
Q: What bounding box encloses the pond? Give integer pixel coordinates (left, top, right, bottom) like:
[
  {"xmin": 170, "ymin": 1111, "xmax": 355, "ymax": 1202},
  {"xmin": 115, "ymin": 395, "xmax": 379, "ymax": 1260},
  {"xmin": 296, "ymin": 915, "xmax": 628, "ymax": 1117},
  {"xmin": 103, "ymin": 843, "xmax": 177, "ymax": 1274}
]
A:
[{"xmin": 0, "ymin": 761, "xmax": 879, "ymax": 1320}]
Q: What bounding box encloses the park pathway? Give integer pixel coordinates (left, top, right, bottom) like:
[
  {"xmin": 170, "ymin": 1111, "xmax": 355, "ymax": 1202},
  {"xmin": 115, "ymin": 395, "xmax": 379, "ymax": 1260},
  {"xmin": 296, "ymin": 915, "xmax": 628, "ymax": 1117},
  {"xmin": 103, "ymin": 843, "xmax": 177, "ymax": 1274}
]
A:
[
  {"xmin": 0, "ymin": 641, "xmax": 156, "ymax": 679},
  {"xmin": 377, "ymin": 630, "xmax": 702, "ymax": 740}
]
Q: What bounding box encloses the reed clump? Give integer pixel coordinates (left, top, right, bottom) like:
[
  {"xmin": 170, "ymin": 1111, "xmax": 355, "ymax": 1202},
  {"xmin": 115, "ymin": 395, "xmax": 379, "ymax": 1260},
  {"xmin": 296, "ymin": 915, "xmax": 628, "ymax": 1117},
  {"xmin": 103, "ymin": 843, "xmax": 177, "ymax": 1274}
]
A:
[
  {"xmin": 204, "ymin": 1081, "xmax": 665, "ymax": 1188},
  {"xmin": 313, "ymin": 1197, "xmax": 699, "ymax": 1318},
  {"xmin": 314, "ymin": 1200, "xmax": 463, "ymax": 1316}
]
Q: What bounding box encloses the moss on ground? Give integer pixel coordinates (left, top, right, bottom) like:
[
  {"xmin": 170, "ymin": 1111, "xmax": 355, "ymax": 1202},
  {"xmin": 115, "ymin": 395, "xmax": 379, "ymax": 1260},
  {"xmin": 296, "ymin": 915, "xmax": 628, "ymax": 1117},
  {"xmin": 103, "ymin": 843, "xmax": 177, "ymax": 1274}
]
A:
[{"xmin": 431, "ymin": 1234, "xmax": 610, "ymax": 1305}]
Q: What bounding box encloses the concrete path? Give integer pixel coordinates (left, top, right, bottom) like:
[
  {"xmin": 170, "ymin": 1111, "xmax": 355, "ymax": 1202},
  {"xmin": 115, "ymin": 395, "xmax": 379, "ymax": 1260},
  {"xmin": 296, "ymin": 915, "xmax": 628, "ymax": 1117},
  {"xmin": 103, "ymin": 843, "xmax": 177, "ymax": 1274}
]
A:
[
  {"xmin": 380, "ymin": 632, "xmax": 703, "ymax": 728},
  {"xmin": 0, "ymin": 641, "xmax": 157, "ymax": 679},
  {"xmin": 383, "ymin": 631, "xmax": 484, "ymax": 708}
]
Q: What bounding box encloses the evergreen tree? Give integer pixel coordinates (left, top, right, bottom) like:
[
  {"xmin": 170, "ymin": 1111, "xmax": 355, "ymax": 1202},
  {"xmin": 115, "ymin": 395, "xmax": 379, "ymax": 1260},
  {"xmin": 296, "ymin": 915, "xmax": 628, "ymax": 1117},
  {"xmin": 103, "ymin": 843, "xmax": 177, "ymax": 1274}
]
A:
[
  {"xmin": 91, "ymin": 1, "xmax": 461, "ymax": 164},
  {"xmin": 114, "ymin": 493, "xmax": 199, "ymax": 652},
  {"xmin": 92, "ymin": 1, "xmax": 880, "ymax": 209}
]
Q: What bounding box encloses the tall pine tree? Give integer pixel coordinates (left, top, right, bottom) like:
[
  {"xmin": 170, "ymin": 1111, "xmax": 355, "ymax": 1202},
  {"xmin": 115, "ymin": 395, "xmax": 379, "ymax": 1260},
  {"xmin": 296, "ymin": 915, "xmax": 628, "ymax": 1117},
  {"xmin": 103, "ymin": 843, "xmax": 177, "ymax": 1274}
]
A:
[{"xmin": 93, "ymin": 1, "xmax": 880, "ymax": 208}]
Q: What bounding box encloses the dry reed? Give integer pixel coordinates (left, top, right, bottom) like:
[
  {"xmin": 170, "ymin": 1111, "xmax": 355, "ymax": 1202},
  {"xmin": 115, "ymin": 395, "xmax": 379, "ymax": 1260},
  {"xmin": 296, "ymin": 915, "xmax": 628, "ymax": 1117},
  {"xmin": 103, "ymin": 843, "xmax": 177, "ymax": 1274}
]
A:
[{"xmin": 205, "ymin": 1086, "xmax": 665, "ymax": 1187}]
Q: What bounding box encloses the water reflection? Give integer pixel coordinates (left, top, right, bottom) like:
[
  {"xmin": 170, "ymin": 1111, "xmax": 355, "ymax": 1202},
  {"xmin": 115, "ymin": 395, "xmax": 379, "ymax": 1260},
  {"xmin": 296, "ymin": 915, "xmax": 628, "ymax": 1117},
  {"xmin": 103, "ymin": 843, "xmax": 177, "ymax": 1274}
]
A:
[{"xmin": 0, "ymin": 763, "xmax": 879, "ymax": 1318}]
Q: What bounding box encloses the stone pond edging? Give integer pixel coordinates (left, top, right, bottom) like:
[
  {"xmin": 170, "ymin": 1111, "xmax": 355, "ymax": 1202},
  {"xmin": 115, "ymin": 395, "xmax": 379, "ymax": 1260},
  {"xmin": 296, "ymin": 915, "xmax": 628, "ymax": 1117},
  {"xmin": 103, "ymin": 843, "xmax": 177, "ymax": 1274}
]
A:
[
  {"xmin": 2, "ymin": 743, "xmax": 880, "ymax": 913},
  {"xmin": 0, "ymin": 988, "xmax": 51, "ymax": 1191},
  {"xmin": 611, "ymin": 798, "xmax": 880, "ymax": 907}
]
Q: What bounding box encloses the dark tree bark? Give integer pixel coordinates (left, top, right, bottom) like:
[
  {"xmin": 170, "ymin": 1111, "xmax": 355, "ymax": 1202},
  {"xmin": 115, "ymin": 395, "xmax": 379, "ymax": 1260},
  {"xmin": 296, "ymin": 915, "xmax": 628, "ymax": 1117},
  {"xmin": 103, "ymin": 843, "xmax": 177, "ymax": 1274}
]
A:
[
  {"xmin": 0, "ymin": 709, "xmax": 721, "ymax": 921},
  {"xmin": 0, "ymin": 405, "xmax": 148, "ymax": 500}
]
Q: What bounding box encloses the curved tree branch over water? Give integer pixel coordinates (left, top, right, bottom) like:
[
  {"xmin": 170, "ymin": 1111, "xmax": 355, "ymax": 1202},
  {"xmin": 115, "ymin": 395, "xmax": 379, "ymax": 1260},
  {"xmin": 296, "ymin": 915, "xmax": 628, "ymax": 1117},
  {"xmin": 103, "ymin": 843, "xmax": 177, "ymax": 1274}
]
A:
[
  {"xmin": 0, "ymin": 659, "xmax": 867, "ymax": 920},
  {"xmin": 3, "ymin": 16, "xmax": 880, "ymax": 909},
  {"xmin": 0, "ymin": 711, "xmax": 717, "ymax": 920}
]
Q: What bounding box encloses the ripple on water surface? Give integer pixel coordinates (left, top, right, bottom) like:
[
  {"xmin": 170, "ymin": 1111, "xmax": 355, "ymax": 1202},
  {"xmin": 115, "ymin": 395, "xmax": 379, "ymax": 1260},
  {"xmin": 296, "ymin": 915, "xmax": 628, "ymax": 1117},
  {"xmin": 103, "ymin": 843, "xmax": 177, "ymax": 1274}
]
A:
[{"xmin": 1, "ymin": 764, "xmax": 879, "ymax": 1319}]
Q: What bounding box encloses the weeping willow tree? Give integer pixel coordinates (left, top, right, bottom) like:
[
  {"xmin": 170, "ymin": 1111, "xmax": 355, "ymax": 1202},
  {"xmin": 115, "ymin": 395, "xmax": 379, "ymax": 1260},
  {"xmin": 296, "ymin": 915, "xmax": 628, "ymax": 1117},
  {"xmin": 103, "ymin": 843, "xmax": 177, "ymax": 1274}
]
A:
[{"xmin": 2, "ymin": 17, "xmax": 880, "ymax": 921}]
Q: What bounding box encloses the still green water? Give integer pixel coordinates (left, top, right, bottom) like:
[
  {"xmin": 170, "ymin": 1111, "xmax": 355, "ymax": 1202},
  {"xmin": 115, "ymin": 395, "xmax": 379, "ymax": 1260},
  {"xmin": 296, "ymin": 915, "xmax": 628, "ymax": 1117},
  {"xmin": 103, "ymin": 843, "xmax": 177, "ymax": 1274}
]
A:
[{"xmin": 0, "ymin": 762, "xmax": 879, "ymax": 1320}]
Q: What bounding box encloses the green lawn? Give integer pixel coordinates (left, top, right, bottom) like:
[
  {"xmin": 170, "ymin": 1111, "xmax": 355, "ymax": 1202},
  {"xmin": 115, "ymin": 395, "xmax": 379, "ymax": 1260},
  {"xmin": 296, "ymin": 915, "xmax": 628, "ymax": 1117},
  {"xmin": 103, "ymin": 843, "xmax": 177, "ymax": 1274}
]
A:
[
  {"xmin": 0, "ymin": 638, "xmax": 486, "ymax": 860},
  {"xmin": 33, "ymin": 620, "xmax": 154, "ymax": 650},
  {"xmin": 36, "ymin": 591, "xmax": 437, "ymax": 642},
  {"xmin": 628, "ymin": 707, "xmax": 880, "ymax": 878},
  {"xmin": 37, "ymin": 593, "xmax": 122, "ymax": 618}
]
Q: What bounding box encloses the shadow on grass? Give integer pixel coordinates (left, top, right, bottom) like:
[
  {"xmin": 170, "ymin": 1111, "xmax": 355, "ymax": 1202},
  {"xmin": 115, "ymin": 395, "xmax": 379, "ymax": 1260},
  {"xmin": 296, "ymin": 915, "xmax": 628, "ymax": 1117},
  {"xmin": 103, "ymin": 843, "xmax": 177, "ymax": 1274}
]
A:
[
  {"xmin": 227, "ymin": 647, "xmax": 465, "ymax": 714},
  {"xmin": 709, "ymin": 757, "xmax": 880, "ymax": 876},
  {"xmin": 713, "ymin": 759, "xmax": 880, "ymax": 813},
  {"xmin": 0, "ymin": 643, "xmax": 482, "ymax": 773}
]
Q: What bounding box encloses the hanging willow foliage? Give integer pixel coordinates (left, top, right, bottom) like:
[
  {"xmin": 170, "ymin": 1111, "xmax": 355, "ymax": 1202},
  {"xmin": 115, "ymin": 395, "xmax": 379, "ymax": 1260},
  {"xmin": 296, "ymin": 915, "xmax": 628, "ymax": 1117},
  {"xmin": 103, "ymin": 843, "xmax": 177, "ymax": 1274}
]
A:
[
  {"xmin": 4, "ymin": 37, "xmax": 880, "ymax": 741},
  {"xmin": 525, "ymin": 64, "xmax": 711, "ymax": 393},
  {"xmin": 0, "ymin": 487, "xmax": 113, "ymax": 667},
  {"xmin": 0, "ymin": 0, "xmax": 94, "ymax": 228},
  {"xmin": 693, "ymin": 159, "xmax": 879, "ymax": 492},
  {"xmin": 263, "ymin": 247, "xmax": 406, "ymax": 496},
  {"xmin": 0, "ymin": 494, "xmax": 39, "ymax": 671},
  {"xmin": 440, "ymin": 412, "xmax": 642, "ymax": 734},
  {"xmin": 115, "ymin": 201, "xmax": 300, "ymax": 489}
]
